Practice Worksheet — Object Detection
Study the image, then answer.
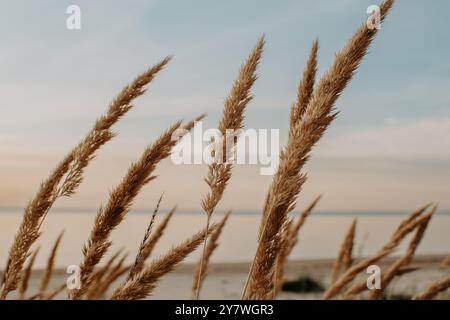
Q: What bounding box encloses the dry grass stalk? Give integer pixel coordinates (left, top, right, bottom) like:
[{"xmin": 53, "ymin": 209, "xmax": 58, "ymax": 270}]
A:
[
  {"xmin": 325, "ymin": 205, "xmax": 430, "ymax": 300},
  {"xmin": 396, "ymin": 266, "xmax": 420, "ymax": 276},
  {"xmin": 86, "ymin": 250, "xmax": 126, "ymax": 299},
  {"xmin": 285, "ymin": 196, "xmax": 321, "ymax": 251},
  {"xmin": 341, "ymin": 266, "xmax": 420, "ymax": 300},
  {"xmin": 71, "ymin": 116, "xmax": 203, "ymax": 299},
  {"xmin": 86, "ymin": 248, "xmax": 124, "ymax": 295},
  {"xmin": 273, "ymin": 196, "xmax": 321, "ymax": 296},
  {"xmin": 129, "ymin": 207, "xmax": 176, "ymax": 279},
  {"xmin": 192, "ymin": 211, "xmax": 231, "ymax": 299},
  {"xmin": 195, "ymin": 36, "xmax": 264, "ymax": 300},
  {"xmin": 257, "ymin": 41, "xmax": 319, "ymax": 243},
  {"xmin": 18, "ymin": 248, "xmax": 40, "ymax": 300},
  {"xmin": 111, "ymin": 224, "xmax": 217, "ymax": 300},
  {"xmin": 268, "ymin": 41, "xmax": 320, "ymax": 297},
  {"xmin": 128, "ymin": 195, "xmax": 163, "ymax": 279},
  {"xmin": 341, "ymin": 221, "xmax": 357, "ymax": 272},
  {"xmin": 43, "ymin": 283, "xmax": 66, "ymax": 300},
  {"xmin": 89, "ymin": 253, "xmax": 130, "ymax": 299},
  {"xmin": 289, "ymin": 39, "xmax": 319, "ymax": 131},
  {"xmin": 368, "ymin": 208, "xmax": 434, "ymax": 300},
  {"xmin": 0, "ymin": 57, "xmax": 171, "ymax": 299},
  {"xmin": 414, "ymin": 274, "xmax": 450, "ymax": 300},
  {"xmin": 243, "ymin": 41, "xmax": 320, "ymax": 301},
  {"xmin": 440, "ymin": 254, "xmax": 450, "ymax": 268},
  {"xmin": 201, "ymin": 36, "xmax": 264, "ymax": 217},
  {"xmin": 341, "ymin": 205, "xmax": 433, "ymax": 299},
  {"xmin": 270, "ymin": 220, "xmax": 292, "ymax": 299},
  {"xmin": 243, "ymin": 0, "xmax": 394, "ymax": 300},
  {"xmin": 38, "ymin": 231, "xmax": 64, "ymax": 298},
  {"xmin": 92, "ymin": 266, "xmax": 130, "ymax": 299},
  {"xmin": 392, "ymin": 203, "xmax": 431, "ymax": 238},
  {"xmin": 331, "ymin": 218, "xmax": 357, "ymax": 285}
]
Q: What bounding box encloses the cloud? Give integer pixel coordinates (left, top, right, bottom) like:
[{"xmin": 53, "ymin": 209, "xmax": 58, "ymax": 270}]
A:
[{"xmin": 315, "ymin": 117, "xmax": 450, "ymax": 159}]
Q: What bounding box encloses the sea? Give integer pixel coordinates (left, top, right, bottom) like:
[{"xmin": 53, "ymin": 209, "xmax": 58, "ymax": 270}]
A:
[{"xmin": 0, "ymin": 209, "xmax": 449, "ymax": 269}]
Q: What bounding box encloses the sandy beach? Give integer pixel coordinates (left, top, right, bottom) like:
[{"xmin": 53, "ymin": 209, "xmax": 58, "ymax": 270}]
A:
[{"xmin": 6, "ymin": 255, "xmax": 448, "ymax": 300}]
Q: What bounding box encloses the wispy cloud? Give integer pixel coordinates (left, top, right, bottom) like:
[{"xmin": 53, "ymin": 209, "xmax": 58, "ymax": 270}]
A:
[{"xmin": 316, "ymin": 117, "xmax": 450, "ymax": 159}]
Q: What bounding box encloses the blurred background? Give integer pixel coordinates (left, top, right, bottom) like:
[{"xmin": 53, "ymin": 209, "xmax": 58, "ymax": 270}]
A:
[{"xmin": 0, "ymin": 0, "xmax": 449, "ymax": 267}]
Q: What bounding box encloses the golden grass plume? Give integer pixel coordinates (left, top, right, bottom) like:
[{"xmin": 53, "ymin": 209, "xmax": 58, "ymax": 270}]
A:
[
  {"xmin": 71, "ymin": 117, "xmax": 202, "ymax": 299},
  {"xmin": 368, "ymin": 208, "xmax": 434, "ymax": 300},
  {"xmin": 195, "ymin": 36, "xmax": 265, "ymax": 300},
  {"xmin": 18, "ymin": 248, "xmax": 40, "ymax": 300},
  {"xmin": 0, "ymin": 57, "xmax": 171, "ymax": 299},
  {"xmin": 243, "ymin": 0, "xmax": 394, "ymax": 300},
  {"xmin": 38, "ymin": 231, "xmax": 64, "ymax": 298},
  {"xmin": 273, "ymin": 196, "xmax": 320, "ymax": 297},
  {"xmin": 331, "ymin": 218, "xmax": 357, "ymax": 285},
  {"xmin": 128, "ymin": 195, "xmax": 163, "ymax": 280},
  {"xmin": 111, "ymin": 224, "xmax": 217, "ymax": 300},
  {"xmin": 128, "ymin": 205, "xmax": 176, "ymax": 280},
  {"xmin": 327, "ymin": 204, "xmax": 432, "ymax": 300},
  {"xmin": 192, "ymin": 211, "xmax": 231, "ymax": 299}
]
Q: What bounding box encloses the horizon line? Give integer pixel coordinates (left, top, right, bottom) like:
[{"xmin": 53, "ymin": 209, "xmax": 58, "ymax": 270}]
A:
[{"xmin": 0, "ymin": 207, "xmax": 449, "ymax": 216}]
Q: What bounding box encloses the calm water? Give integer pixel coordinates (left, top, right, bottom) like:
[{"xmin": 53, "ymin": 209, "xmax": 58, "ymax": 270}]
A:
[{"xmin": 0, "ymin": 210, "xmax": 449, "ymax": 269}]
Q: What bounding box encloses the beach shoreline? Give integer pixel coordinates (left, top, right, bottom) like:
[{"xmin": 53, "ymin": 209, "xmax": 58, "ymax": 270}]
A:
[{"xmin": 6, "ymin": 254, "xmax": 448, "ymax": 300}]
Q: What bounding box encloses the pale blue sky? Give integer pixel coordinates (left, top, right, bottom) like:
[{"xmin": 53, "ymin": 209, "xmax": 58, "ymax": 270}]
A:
[{"xmin": 0, "ymin": 0, "xmax": 449, "ymax": 211}]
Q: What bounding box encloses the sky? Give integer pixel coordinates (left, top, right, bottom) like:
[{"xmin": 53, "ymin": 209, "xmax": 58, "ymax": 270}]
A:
[{"xmin": 0, "ymin": 0, "xmax": 449, "ymax": 212}]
